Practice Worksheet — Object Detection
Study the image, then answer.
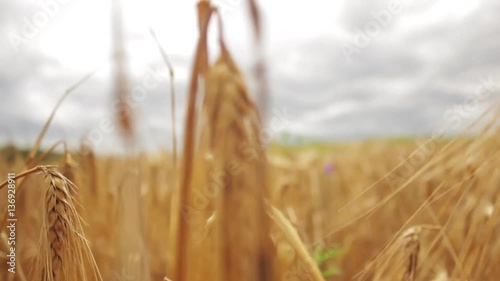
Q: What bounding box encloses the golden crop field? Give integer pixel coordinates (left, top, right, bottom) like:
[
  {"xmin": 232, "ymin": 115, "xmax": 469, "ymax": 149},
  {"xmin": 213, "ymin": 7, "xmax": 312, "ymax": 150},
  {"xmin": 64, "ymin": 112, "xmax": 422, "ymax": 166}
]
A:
[{"xmin": 0, "ymin": 1, "xmax": 499, "ymax": 281}]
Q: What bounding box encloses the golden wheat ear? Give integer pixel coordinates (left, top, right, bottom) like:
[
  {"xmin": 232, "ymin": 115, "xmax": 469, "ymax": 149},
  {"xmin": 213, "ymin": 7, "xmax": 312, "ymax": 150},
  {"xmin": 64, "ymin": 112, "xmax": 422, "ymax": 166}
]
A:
[{"xmin": 31, "ymin": 167, "xmax": 102, "ymax": 281}]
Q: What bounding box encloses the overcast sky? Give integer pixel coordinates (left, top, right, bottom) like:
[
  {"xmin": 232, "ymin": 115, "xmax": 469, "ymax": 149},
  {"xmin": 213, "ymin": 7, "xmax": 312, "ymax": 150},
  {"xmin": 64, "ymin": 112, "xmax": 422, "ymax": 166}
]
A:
[{"xmin": 0, "ymin": 0, "xmax": 499, "ymax": 152}]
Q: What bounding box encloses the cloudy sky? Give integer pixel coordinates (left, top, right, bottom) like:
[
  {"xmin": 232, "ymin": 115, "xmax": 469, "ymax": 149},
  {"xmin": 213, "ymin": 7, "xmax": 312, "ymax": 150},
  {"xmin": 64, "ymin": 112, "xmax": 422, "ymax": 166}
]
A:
[{"xmin": 0, "ymin": 0, "xmax": 499, "ymax": 152}]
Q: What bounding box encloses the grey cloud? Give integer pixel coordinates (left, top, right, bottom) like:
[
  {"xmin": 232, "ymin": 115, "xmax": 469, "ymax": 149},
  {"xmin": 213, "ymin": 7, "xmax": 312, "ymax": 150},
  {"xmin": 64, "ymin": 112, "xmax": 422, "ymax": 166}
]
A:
[
  {"xmin": 266, "ymin": 1, "xmax": 499, "ymax": 140},
  {"xmin": 1, "ymin": 0, "xmax": 499, "ymax": 152}
]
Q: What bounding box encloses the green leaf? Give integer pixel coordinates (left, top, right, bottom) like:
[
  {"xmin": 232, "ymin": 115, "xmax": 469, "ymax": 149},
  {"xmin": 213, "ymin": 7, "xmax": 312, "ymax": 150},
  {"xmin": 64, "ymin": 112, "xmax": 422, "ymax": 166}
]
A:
[
  {"xmin": 322, "ymin": 266, "xmax": 341, "ymax": 277},
  {"xmin": 314, "ymin": 247, "xmax": 344, "ymax": 265}
]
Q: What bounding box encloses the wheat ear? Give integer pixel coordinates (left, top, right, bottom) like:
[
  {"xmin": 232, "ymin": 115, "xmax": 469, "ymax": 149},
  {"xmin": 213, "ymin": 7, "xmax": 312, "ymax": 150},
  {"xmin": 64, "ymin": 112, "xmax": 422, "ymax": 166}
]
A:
[{"xmin": 32, "ymin": 167, "xmax": 102, "ymax": 281}]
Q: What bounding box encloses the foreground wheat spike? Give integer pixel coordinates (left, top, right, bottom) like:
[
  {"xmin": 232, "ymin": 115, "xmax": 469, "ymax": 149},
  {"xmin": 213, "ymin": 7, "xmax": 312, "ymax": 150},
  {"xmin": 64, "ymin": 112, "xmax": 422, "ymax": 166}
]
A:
[{"xmin": 33, "ymin": 167, "xmax": 102, "ymax": 281}]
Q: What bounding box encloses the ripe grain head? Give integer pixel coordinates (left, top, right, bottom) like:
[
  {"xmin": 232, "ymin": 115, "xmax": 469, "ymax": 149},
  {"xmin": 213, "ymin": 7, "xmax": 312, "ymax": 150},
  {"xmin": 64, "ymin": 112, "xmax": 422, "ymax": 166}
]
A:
[{"xmin": 32, "ymin": 167, "xmax": 101, "ymax": 281}]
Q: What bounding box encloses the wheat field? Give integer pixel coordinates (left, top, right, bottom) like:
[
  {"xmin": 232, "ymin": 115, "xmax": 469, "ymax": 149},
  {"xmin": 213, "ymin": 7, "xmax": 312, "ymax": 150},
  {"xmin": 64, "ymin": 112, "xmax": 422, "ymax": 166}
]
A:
[{"xmin": 0, "ymin": 0, "xmax": 499, "ymax": 281}]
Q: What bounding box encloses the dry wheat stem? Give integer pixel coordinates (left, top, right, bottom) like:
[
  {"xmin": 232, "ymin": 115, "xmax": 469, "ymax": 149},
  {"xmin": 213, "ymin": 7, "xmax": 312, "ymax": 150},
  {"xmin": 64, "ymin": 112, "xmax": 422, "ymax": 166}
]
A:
[
  {"xmin": 173, "ymin": 2, "xmax": 213, "ymax": 280},
  {"xmin": 32, "ymin": 140, "xmax": 66, "ymax": 166},
  {"xmin": 26, "ymin": 71, "xmax": 97, "ymax": 166},
  {"xmin": 0, "ymin": 165, "xmax": 57, "ymax": 191},
  {"xmin": 149, "ymin": 28, "xmax": 178, "ymax": 168}
]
